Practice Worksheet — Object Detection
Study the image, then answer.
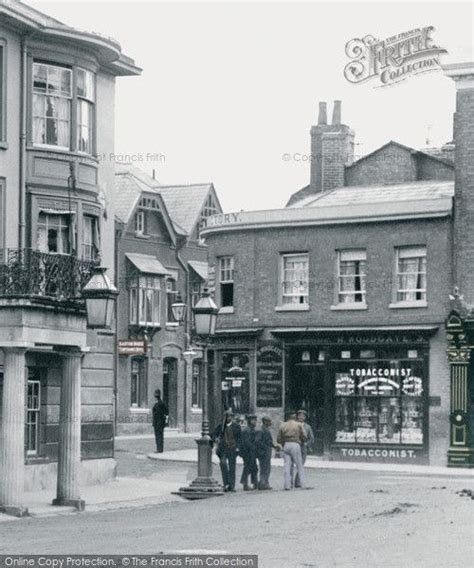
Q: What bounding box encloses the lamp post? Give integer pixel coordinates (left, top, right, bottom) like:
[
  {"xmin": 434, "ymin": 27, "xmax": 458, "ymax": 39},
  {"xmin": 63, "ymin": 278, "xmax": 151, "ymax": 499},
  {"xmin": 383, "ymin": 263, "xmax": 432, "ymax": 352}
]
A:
[
  {"xmin": 176, "ymin": 289, "xmax": 224, "ymax": 500},
  {"xmin": 82, "ymin": 266, "xmax": 118, "ymax": 329}
]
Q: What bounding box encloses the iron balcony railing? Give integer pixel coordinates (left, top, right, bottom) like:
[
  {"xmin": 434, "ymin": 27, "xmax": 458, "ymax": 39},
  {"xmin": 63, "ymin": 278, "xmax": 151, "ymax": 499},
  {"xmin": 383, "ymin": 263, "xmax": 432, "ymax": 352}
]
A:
[{"xmin": 0, "ymin": 249, "xmax": 97, "ymax": 304}]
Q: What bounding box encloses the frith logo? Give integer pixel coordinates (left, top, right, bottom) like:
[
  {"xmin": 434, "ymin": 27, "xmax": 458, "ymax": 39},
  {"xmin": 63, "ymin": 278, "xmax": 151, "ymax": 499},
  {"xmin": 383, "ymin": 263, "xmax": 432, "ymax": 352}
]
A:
[{"xmin": 344, "ymin": 27, "xmax": 447, "ymax": 87}]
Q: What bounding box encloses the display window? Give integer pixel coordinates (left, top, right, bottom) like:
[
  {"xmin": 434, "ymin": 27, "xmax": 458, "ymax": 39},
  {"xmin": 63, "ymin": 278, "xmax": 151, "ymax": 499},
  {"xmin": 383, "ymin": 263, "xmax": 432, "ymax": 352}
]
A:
[
  {"xmin": 220, "ymin": 352, "xmax": 250, "ymax": 415},
  {"xmin": 334, "ymin": 356, "xmax": 425, "ymax": 445}
]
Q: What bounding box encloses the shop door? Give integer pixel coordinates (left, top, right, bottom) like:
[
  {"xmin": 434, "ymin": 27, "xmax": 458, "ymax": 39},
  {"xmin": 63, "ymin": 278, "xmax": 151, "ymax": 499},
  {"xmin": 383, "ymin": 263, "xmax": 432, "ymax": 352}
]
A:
[{"xmin": 287, "ymin": 362, "xmax": 327, "ymax": 455}]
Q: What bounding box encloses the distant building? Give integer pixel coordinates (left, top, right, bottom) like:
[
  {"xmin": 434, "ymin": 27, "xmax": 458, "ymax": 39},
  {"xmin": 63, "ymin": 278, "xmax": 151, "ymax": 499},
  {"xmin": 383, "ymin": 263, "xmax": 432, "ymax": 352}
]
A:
[
  {"xmin": 0, "ymin": 0, "xmax": 140, "ymax": 515},
  {"xmin": 114, "ymin": 163, "xmax": 222, "ymax": 434},
  {"xmin": 201, "ymin": 69, "xmax": 474, "ymax": 468}
]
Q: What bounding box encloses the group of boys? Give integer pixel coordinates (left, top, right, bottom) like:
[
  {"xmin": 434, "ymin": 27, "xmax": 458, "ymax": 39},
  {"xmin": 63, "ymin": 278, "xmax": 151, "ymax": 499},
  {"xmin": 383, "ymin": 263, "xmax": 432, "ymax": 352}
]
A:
[{"xmin": 211, "ymin": 409, "xmax": 314, "ymax": 492}]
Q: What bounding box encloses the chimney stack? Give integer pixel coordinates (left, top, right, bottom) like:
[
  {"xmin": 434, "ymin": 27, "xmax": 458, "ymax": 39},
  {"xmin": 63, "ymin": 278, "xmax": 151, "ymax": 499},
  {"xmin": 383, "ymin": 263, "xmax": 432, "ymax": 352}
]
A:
[
  {"xmin": 309, "ymin": 100, "xmax": 354, "ymax": 192},
  {"xmin": 318, "ymin": 102, "xmax": 327, "ymax": 125},
  {"xmin": 332, "ymin": 100, "xmax": 342, "ymax": 125}
]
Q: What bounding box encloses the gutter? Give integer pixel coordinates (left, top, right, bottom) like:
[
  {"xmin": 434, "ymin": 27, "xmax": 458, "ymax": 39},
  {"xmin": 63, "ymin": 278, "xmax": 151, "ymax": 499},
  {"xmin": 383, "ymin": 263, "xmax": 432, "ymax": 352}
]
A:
[
  {"xmin": 18, "ymin": 35, "xmax": 30, "ymax": 249},
  {"xmin": 175, "ymin": 237, "xmax": 190, "ymax": 433}
]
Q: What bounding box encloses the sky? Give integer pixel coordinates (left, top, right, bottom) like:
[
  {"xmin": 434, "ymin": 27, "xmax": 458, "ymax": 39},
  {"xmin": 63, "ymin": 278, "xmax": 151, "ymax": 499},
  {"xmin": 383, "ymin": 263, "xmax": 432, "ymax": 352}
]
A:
[{"xmin": 30, "ymin": 0, "xmax": 473, "ymax": 212}]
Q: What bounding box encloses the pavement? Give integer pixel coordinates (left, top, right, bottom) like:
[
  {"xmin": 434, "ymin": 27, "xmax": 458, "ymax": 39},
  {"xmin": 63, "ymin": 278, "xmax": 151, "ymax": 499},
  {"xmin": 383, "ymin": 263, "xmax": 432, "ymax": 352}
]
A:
[{"xmin": 0, "ymin": 433, "xmax": 472, "ymax": 523}]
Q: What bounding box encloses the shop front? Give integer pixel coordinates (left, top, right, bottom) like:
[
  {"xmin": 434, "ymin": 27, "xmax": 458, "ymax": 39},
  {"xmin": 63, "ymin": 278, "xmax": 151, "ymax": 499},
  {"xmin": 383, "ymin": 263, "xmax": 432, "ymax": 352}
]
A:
[{"xmin": 279, "ymin": 329, "xmax": 435, "ymax": 465}]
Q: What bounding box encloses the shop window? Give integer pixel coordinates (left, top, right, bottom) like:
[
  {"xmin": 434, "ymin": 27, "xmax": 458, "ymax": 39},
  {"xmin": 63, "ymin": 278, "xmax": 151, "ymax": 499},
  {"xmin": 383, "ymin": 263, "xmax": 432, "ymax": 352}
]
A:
[
  {"xmin": 219, "ymin": 256, "xmax": 234, "ymax": 307},
  {"xmin": 33, "ymin": 62, "xmax": 72, "ymax": 149},
  {"xmin": 221, "ymin": 352, "xmax": 250, "ymax": 415},
  {"xmin": 82, "ymin": 215, "xmax": 100, "ymax": 261},
  {"xmin": 37, "ymin": 212, "xmax": 72, "ymax": 254},
  {"xmin": 130, "ymin": 358, "xmax": 147, "ymax": 408},
  {"xmin": 281, "ymin": 253, "xmax": 309, "ymax": 306},
  {"xmin": 334, "ymin": 357, "xmax": 425, "ymax": 445},
  {"xmin": 395, "ymin": 246, "xmax": 426, "ymax": 303},
  {"xmin": 166, "ymin": 278, "xmax": 178, "ymax": 324},
  {"xmin": 76, "ymin": 68, "xmax": 95, "ymax": 154},
  {"xmin": 134, "ymin": 210, "xmax": 146, "ymax": 235},
  {"xmin": 337, "ymin": 249, "xmax": 366, "ymax": 304},
  {"xmin": 26, "ymin": 379, "xmax": 41, "ymax": 455},
  {"xmin": 192, "ymin": 361, "xmax": 202, "ymax": 408},
  {"xmin": 129, "ymin": 276, "xmax": 161, "ymax": 327}
]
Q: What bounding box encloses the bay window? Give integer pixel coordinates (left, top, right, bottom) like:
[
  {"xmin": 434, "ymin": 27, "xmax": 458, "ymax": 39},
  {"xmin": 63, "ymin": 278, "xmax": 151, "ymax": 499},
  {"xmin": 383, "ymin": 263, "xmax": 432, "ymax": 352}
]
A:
[
  {"xmin": 32, "ymin": 62, "xmax": 95, "ymax": 154},
  {"xmin": 129, "ymin": 276, "xmax": 161, "ymax": 327},
  {"xmin": 281, "ymin": 253, "xmax": 309, "ymax": 306},
  {"xmin": 77, "ymin": 68, "xmax": 95, "ymax": 153},
  {"xmin": 37, "ymin": 212, "xmax": 72, "ymax": 254},
  {"xmin": 82, "ymin": 215, "xmax": 100, "ymax": 261},
  {"xmin": 33, "ymin": 63, "xmax": 72, "ymax": 148}
]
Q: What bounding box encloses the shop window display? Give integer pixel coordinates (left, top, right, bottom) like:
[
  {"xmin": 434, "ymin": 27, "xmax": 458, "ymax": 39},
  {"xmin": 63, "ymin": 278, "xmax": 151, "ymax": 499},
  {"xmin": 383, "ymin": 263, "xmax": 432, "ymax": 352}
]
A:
[{"xmin": 334, "ymin": 356, "xmax": 424, "ymax": 445}]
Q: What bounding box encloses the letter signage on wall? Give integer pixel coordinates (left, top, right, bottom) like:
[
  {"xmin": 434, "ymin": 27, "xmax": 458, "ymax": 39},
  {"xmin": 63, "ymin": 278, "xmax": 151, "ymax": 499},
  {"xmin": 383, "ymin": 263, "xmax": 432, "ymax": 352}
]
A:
[{"xmin": 256, "ymin": 343, "xmax": 283, "ymax": 408}]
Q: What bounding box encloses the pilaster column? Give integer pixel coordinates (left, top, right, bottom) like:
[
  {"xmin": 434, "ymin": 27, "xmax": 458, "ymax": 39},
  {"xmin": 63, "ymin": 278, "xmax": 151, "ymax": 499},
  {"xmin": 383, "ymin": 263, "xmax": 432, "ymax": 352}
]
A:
[
  {"xmin": 0, "ymin": 348, "xmax": 29, "ymax": 517},
  {"xmin": 446, "ymin": 314, "xmax": 473, "ymax": 467},
  {"xmin": 53, "ymin": 349, "xmax": 85, "ymax": 510}
]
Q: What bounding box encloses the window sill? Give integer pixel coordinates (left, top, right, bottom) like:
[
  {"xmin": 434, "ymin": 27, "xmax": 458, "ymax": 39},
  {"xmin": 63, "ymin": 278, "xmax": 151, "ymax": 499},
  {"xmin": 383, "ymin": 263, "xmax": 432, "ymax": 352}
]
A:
[
  {"xmin": 25, "ymin": 456, "xmax": 51, "ymax": 465},
  {"xmin": 389, "ymin": 301, "xmax": 427, "ymax": 309},
  {"xmin": 218, "ymin": 306, "xmax": 234, "ymax": 314},
  {"xmin": 191, "ymin": 407, "xmax": 203, "ymax": 414},
  {"xmin": 275, "ymin": 304, "xmax": 309, "ymax": 312},
  {"xmin": 27, "ymin": 145, "xmax": 99, "ymax": 163},
  {"xmin": 165, "ymin": 323, "xmax": 179, "ymax": 330},
  {"xmin": 130, "ymin": 407, "xmax": 150, "ymax": 413},
  {"xmin": 330, "ymin": 303, "xmax": 368, "ymax": 311},
  {"xmin": 134, "ymin": 232, "xmax": 151, "ymax": 240},
  {"xmin": 0, "ymin": 141, "xmax": 8, "ymax": 150}
]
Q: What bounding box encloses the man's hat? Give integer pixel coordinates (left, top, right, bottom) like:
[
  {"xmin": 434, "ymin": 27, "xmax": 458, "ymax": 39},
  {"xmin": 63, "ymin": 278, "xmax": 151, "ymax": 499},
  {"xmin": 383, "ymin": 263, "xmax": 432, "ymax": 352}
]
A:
[
  {"xmin": 296, "ymin": 409, "xmax": 307, "ymax": 416},
  {"xmin": 224, "ymin": 409, "xmax": 234, "ymax": 417},
  {"xmin": 246, "ymin": 413, "xmax": 257, "ymax": 420},
  {"xmin": 262, "ymin": 415, "xmax": 272, "ymax": 422},
  {"xmin": 154, "ymin": 389, "xmax": 161, "ymax": 398}
]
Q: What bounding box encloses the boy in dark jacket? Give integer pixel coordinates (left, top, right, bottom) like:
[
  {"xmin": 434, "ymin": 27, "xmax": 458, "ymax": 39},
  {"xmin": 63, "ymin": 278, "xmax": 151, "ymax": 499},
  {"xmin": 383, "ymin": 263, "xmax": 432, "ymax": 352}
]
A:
[
  {"xmin": 212, "ymin": 410, "xmax": 241, "ymax": 492},
  {"xmin": 255, "ymin": 416, "xmax": 280, "ymax": 490},
  {"xmin": 239, "ymin": 414, "xmax": 259, "ymax": 490}
]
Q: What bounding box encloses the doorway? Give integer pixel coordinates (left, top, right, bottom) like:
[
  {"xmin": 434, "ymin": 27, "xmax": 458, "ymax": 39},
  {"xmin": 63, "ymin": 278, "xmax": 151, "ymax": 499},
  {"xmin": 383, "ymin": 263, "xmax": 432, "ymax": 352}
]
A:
[
  {"xmin": 163, "ymin": 358, "xmax": 178, "ymax": 428},
  {"xmin": 286, "ymin": 348, "xmax": 328, "ymax": 455}
]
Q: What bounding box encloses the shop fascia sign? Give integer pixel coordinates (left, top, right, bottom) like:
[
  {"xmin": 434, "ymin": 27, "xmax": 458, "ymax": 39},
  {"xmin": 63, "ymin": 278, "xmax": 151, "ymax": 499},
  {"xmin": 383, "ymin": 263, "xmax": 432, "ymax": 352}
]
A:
[{"xmin": 118, "ymin": 339, "xmax": 147, "ymax": 355}]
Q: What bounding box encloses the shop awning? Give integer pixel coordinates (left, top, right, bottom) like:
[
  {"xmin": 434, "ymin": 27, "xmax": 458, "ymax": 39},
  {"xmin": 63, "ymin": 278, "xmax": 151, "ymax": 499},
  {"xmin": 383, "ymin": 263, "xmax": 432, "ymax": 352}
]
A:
[
  {"xmin": 214, "ymin": 328, "xmax": 263, "ymax": 336},
  {"xmin": 125, "ymin": 253, "xmax": 171, "ymax": 276},
  {"xmin": 188, "ymin": 260, "xmax": 209, "ymax": 281}
]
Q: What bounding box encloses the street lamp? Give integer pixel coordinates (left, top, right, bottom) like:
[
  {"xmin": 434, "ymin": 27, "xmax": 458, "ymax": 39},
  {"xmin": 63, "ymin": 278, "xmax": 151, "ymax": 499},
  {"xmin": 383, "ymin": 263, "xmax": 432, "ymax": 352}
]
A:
[
  {"xmin": 171, "ymin": 293, "xmax": 187, "ymax": 324},
  {"xmin": 82, "ymin": 266, "xmax": 118, "ymax": 329},
  {"xmin": 176, "ymin": 289, "xmax": 224, "ymax": 500}
]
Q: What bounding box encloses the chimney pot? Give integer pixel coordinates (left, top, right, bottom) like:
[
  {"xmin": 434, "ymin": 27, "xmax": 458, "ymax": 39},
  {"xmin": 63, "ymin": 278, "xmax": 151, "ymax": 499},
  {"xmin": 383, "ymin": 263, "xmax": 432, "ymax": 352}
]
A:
[
  {"xmin": 332, "ymin": 100, "xmax": 342, "ymax": 125},
  {"xmin": 318, "ymin": 102, "xmax": 327, "ymax": 125}
]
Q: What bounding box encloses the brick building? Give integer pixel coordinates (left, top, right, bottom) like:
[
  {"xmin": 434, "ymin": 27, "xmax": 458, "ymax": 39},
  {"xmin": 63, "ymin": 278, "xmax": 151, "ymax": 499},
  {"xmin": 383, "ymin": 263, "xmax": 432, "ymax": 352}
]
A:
[
  {"xmin": 114, "ymin": 163, "xmax": 222, "ymax": 434},
  {"xmin": 201, "ymin": 65, "xmax": 473, "ymax": 467}
]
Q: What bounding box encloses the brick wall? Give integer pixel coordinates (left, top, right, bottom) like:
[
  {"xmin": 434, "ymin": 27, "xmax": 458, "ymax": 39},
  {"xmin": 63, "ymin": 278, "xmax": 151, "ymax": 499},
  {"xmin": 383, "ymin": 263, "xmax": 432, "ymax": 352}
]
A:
[
  {"xmin": 453, "ymin": 87, "xmax": 474, "ymax": 304},
  {"xmin": 208, "ymin": 217, "xmax": 452, "ymax": 331}
]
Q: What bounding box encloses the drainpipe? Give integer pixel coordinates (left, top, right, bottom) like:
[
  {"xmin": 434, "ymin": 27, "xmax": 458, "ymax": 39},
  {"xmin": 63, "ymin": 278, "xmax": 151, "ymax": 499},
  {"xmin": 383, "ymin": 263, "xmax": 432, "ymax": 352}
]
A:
[
  {"xmin": 176, "ymin": 239, "xmax": 190, "ymax": 432},
  {"xmin": 18, "ymin": 37, "xmax": 30, "ymax": 250}
]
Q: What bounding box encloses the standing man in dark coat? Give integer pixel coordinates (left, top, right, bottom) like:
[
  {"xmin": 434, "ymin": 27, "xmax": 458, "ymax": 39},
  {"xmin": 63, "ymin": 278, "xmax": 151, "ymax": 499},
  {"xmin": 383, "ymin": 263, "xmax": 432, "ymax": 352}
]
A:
[
  {"xmin": 239, "ymin": 414, "xmax": 259, "ymax": 490},
  {"xmin": 212, "ymin": 410, "xmax": 241, "ymax": 492},
  {"xmin": 152, "ymin": 389, "xmax": 168, "ymax": 453},
  {"xmin": 255, "ymin": 416, "xmax": 280, "ymax": 490}
]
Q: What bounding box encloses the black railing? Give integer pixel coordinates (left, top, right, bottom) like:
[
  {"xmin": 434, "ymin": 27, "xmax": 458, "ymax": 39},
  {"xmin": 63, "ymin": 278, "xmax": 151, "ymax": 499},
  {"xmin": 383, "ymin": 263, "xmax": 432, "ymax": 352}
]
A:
[{"xmin": 0, "ymin": 249, "xmax": 97, "ymax": 303}]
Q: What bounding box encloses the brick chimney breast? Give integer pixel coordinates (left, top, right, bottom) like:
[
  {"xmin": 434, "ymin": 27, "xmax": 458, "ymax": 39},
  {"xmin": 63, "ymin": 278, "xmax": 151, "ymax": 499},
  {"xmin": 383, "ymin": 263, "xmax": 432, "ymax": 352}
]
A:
[{"xmin": 310, "ymin": 100, "xmax": 355, "ymax": 192}]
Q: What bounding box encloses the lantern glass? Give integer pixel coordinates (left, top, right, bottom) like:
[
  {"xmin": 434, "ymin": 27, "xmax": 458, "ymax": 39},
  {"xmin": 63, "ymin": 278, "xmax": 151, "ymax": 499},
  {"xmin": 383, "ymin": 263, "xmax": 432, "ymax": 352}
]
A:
[
  {"xmin": 171, "ymin": 296, "xmax": 187, "ymax": 323},
  {"xmin": 192, "ymin": 290, "xmax": 218, "ymax": 337},
  {"xmin": 82, "ymin": 267, "xmax": 118, "ymax": 329}
]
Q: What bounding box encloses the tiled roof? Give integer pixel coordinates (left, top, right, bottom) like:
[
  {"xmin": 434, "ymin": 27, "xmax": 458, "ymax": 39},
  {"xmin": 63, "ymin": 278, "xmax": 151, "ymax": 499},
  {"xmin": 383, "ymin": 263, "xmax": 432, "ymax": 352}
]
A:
[
  {"xmin": 113, "ymin": 173, "xmax": 142, "ymax": 224},
  {"xmin": 113, "ymin": 163, "xmax": 216, "ymax": 235},
  {"xmin": 291, "ymin": 180, "xmax": 454, "ymax": 209},
  {"xmin": 157, "ymin": 184, "xmax": 213, "ymax": 234}
]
